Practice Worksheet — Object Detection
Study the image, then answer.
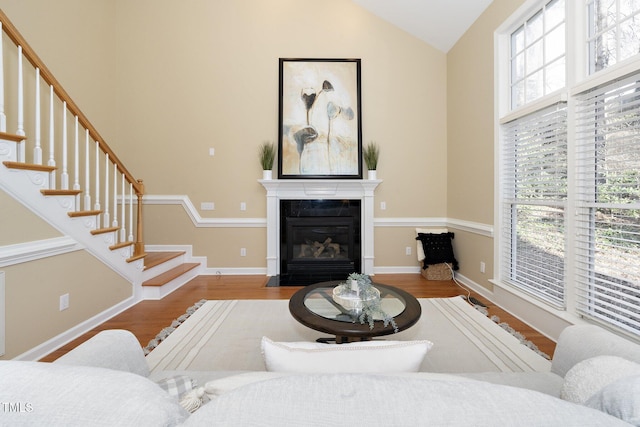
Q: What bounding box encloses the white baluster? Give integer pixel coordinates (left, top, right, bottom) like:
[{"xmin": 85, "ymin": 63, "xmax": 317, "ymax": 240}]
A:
[
  {"xmin": 112, "ymin": 163, "xmax": 118, "ymax": 228},
  {"xmin": 84, "ymin": 130, "xmax": 91, "ymax": 211},
  {"xmin": 16, "ymin": 46, "xmax": 24, "ymax": 162},
  {"xmin": 103, "ymin": 153, "xmax": 110, "ymax": 228},
  {"xmin": 0, "ymin": 22, "xmax": 6, "ymax": 132},
  {"xmin": 128, "ymin": 182, "xmax": 134, "ymax": 242},
  {"xmin": 72, "ymin": 116, "xmax": 80, "ymax": 211},
  {"xmin": 33, "ymin": 68, "xmax": 42, "ymax": 164},
  {"xmin": 73, "ymin": 116, "xmax": 80, "ymax": 191},
  {"xmin": 61, "ymin": 102, "xmax": 69, "ymax": 189},
  {"xmin": 121, "ymin": 173, "xmax": 126, "ymax": 242},
  {"xmin": 48, "ymin": 85, "xmax": 56, "ymax": 188},
  {"xmin": 94, "ymin": 141, "xmax": 101, "ymax": 211}
]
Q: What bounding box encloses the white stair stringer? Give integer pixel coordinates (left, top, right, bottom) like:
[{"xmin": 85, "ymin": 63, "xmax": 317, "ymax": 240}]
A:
[{"xmin": 0, "ymin": 164, "xmax": 144, "ymax": 284}]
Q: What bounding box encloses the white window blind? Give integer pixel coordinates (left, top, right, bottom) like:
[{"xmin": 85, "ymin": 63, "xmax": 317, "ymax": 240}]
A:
[
  {"xmin": 575, "ymin": 72, "xmax": 640, "ymax": 335},
  {"xmin": 501, "ymin": 103, "xmax": 568, "ymax": 306}
]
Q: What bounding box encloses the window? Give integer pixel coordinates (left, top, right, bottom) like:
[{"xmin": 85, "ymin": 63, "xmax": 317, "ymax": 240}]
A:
[
  {"xmin": 510, "ymin": 0, "xmax": 565, "ymax": 109},
  {"xmin": 587, "ymin": 0, "xmax": 640, "ymax": 74},
  {"xmin": 499, "ymin": 0, "xmax": 640, "ymax": 336},
  {"xmin": 575, "ymin": 74, "xmax": 640, "ymax": 334},
  {"xmin": 501, "ymin": 103, "xmax": 567, "ymax": 306}
]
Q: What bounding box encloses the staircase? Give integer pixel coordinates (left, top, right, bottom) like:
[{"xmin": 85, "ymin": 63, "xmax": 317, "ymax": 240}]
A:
[{"xmin": 0, "ymin": 10, "xmax": 202, "ymax": 299}]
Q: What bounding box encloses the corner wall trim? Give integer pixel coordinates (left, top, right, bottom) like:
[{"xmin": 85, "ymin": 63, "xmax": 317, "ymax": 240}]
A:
[
  {"xmin": 0, "ymin": 236, "xmax": 82, "ymax": 267},
  {"xmin": 142, "ymin": 195, "xmax": 265, "ymax": 228}
]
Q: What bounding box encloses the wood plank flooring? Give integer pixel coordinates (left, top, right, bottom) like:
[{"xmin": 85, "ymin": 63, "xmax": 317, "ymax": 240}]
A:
[{"xmin": 40, "ymin": 274, "xmax": 556, "ymax": 362}]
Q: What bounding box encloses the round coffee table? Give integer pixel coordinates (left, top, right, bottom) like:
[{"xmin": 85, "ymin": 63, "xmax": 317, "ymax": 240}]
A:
[{"xmin": 289, "ymin": 281, "xmax": 421, "ymax": 343}]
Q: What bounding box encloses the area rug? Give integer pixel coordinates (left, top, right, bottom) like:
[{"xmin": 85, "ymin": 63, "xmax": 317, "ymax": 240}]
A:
[{"xmin": 145, "ymin": 296, "xmax": 551, "ymax": 374}]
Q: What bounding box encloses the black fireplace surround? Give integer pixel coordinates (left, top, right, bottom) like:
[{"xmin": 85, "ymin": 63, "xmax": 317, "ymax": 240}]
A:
[{"xmin": 273, "ymin": 199, "xmax": 361, "ymax": 286}]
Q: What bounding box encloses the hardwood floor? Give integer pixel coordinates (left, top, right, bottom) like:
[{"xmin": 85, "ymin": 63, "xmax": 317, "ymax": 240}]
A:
[{"xmin": 40, "ymin": 273, "xmax": 556, "ymax": 362}]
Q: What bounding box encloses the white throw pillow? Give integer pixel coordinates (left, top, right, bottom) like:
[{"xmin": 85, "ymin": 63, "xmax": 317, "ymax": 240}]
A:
[
  {"xmin": 260, "ymin": 337, "xmax": 433, "ymax": 373},
  {"xmin": 585, "ymin": 374, "xmax": 640, "ymax": 426},
  {"xmin": 560, "ymin": 355, "xmax": 640, "ymax": 404}
]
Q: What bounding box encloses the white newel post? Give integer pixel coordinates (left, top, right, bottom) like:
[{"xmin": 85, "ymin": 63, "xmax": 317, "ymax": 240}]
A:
[{"xmin": 259, "ymin": 179, "xmax": 381, "ymax": 277}]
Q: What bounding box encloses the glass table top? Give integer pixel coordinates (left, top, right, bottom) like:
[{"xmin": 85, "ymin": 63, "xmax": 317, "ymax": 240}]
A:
[{"xmin": 303, "ymin": 284, "xmax": 407, "ymax": 323}]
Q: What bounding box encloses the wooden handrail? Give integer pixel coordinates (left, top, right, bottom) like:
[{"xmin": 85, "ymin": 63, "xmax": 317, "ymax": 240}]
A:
[
  {"xmin": 0, "ymin": 8, "xmax": 145, "ymax": 257},
  {"xmin": 0, "ymin": 8, "xmax": 142, "ymax": 196}
]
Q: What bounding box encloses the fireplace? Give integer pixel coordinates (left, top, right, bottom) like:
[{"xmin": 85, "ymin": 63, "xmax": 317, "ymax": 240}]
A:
[
  {"xmin": 278, "ymin": 199, "xmax": 361, "ymax": 285},
  {"xmin": 260, "ymin": 179, "xmax": 381, "ymax": 284}
]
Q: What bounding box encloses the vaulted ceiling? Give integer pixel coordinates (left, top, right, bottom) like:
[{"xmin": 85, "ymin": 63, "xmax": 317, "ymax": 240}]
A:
[{"xmin": 352, "ymin": 0, "xmax": 494, "ymax": 53}]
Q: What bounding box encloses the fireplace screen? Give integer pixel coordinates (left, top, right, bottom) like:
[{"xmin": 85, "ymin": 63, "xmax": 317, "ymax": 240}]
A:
[
  {"xmin": 288, "ymin": 218, "xmax": 353, "ymax": 262},
  {"xmin": 279, "ymin": 199, "xmax": 361, "ymax": 283}
]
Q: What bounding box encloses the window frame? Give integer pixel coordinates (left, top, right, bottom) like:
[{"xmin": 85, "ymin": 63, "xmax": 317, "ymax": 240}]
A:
[{"xmin": 495, "ymin": 0, "xmax": 640, "ymax": 337}]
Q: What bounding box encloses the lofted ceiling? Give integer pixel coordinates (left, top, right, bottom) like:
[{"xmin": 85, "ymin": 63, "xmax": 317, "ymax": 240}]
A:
[{"xmin": 352, "ymin": 0, "xmax": 494, "ymax": 53}]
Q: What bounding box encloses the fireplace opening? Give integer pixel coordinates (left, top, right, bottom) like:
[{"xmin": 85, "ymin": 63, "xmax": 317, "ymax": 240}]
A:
[{"xmin": 274, "ymin": 199, "xmax": 361, "ymax": 286}]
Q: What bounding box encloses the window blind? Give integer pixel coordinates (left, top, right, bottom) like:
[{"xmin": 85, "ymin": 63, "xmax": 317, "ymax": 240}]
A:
[
  {"xmin": 501, "ymin": 103, "xmax": 568, "ymax": 306},
  {"xmin": 575, "ymin": 73, "xmax": 640, "ymax": 335}
]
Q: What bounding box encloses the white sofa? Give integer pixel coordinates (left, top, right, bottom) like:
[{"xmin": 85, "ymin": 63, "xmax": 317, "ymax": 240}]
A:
[{"xmin": 0, "ymin": 324, "xmax": 639, "ymax": 426}]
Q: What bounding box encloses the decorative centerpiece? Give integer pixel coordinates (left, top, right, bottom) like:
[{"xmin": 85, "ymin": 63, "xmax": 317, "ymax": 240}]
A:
[{"xmin": 332, "ymin": 273, "xmax": 398, "ymax": 332}]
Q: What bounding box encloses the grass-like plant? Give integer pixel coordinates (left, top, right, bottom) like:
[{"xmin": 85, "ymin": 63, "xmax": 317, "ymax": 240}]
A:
[
  {"xmin": 363, "ymin": 142, "xmax": 380, "ymax": 170},
  {"xmin": 259, "ymin": 141, "xmax": 276, "ymax": 170}
]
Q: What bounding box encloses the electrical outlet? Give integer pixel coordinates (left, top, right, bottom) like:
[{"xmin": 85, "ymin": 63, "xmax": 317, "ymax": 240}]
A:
[
  {"xmin": 201, "ymin": 202, "xmax": 215, "ymax": 211},
  {"xmin": 209, "ymin": 148, "xmax": 215, "ymax": 156},
  {"xmin": 480, "ymin": 261, "xmax": 486, "ymax": 274},
  {"xmin": 405, "ymin": 246, "xmax": 412, "ymax": 256},
  {"xmin": 380, "ymin": 201, "xmax": 386, "ymax": 210},
  {"xmin": 59, "ymin": 293, "xmax": 69, "ymax": 311},
  {"xmin": 240, "ymin": 202, "xmax": 246, "ymax": 211},
  {"xmin": 240, "ymin": 248, "xmax": 247, "ymax": 257}
]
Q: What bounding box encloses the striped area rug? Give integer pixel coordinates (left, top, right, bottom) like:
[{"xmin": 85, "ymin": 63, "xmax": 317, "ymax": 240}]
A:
[{"xmin": 146, "ymin": 296, "xmax": 551, "ymax": 374}]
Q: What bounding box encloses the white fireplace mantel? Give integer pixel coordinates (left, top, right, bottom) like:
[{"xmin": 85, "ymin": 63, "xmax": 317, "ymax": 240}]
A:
[{"xmin": 259, "ymin": 179, "xmax": 382, "ymax": 276}]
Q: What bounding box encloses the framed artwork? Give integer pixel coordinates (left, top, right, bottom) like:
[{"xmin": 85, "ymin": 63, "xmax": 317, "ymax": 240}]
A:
[{"xmin": 278, "ymin": 58, "xmax": 362, "ymax": 179}]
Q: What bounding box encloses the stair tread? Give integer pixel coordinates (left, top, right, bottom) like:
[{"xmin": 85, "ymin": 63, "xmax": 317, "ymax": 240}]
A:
[
  {"xmin": 3, "ymin": 161, "xmax": 55, "ymax": 172},
  {"xmin": 42, "ymin": 189, "xmax": 82, "ymax": 196},
  {"xmin": 143, "ymin": 251, "xmax": 186, "ymax": 270},
  {"xmin": 142, "ymin": 263, "xmax": 200, "ymax": 287},
  {"xmin": 109, "ymin": 241, "xmax": 134, "ymax": 250},
  {"xmin": 91, "ymin": 226, "xmax": 120, "ymax": 235},
  {"xmin": 0, "ymin": 131, "xmax": 26, "ymax": 142},
  {"xmin": 69, "ymin": 210, "xmax": 102, "ymax": 218}
]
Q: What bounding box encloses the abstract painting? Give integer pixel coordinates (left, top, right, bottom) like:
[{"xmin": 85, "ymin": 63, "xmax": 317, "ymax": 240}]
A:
[{"xmin": 278, "ymin": 58, "xmax": 362, "ymax": 179}]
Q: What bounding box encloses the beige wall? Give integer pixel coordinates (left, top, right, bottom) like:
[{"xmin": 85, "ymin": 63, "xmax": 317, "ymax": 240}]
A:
[
  {"xmin": 1, "ymin": 250, "xmax": 132, "ymax": 359},
  {"xmin": 112, "ymin": 0, "xmax": 448, "ymax": 268},
  {"xmin": 446, "ymin": 0, "xmax": 526, "ymax": 289},
  {"xmin": 0, "ymin": 189, "xmax": 132, "ymax": 359},
  {"xmin": 0, "ymin": 0, "xmax": 117, "ymax": 141}
]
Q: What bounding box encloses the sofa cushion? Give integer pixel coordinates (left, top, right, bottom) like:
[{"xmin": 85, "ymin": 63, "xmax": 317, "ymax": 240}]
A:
[
  {"xmin": 0, "ymin": 361, "xmax": 188, "ymax": 426},
  {"xmin": 182, "ymin": 374, "xmax": 630, "ymax": 426},
  {"xmin": 551, "ymin": 324, "xmax": 640, "ymax": 377},
  {"xmin": 261, "ymin": 337, "xmax": 433, "ymax": 373},
  {"xmin": 560, "ymin": 355, "xmax": 640, "ymax": 404},
  {"xmin": 54, "ymin": 329, "xmax": 149, "ymax": 377},
  {"xmin": 585, "ymin": 374, "xmax": 640, "ymax": 426}
]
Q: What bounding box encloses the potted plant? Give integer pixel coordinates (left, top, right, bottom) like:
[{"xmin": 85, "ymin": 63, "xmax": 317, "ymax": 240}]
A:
[
  {"xmin": 259, "ymin": 141, "xmax": 276, "ymax": 180},
  {"xmin": 363, "ymin": 142, "xmax": 380, "ymax": 179}
]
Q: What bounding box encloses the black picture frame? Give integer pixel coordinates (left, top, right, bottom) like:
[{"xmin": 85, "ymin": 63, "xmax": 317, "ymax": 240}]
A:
[{"xmin": 278, "ymin": 58, "xmax": 362, "ymax": 179}]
